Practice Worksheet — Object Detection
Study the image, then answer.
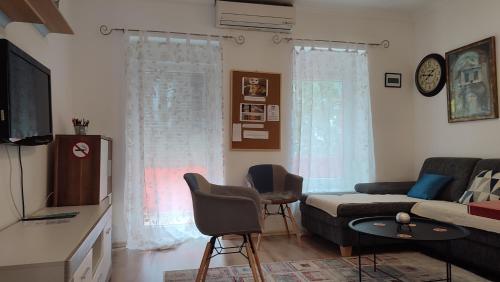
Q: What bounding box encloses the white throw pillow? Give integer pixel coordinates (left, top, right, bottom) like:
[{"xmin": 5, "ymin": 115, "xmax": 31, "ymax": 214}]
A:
[{"xmin": 458, "ymin": 170, "xmax": 500, "ymax": 204}]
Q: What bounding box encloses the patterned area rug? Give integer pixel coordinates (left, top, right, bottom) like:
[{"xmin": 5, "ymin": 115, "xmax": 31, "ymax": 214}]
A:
[{"xmin": 164, "ymin": 252, "xmax": 490, "ymax": 281}]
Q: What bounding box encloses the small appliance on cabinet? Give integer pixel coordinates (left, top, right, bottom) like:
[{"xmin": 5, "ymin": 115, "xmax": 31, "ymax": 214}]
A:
[{"xmin": 52, "ymin": 135, "xmax": 112, "ymax": 206}]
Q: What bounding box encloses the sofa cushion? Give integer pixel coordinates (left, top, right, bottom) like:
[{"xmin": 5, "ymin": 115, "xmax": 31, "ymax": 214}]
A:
[
  {"xmin": 408, "ymin": 173, "xmax": 453, "ymax": 200},
  {"xmin": 411, "ymin": 200, "xmax": 500, "ymax": 234},
  {"xmin": 418, "ymin": 157, "xmax": 480, "ymax": 202},
  {"xmin": 305, "ymin": 193, "xmax": 423, "ymax": 217},
  {"xmin": 355, "ymin": 181, "xmax": 416, "ymax": 195},
  {"xmin": 468, "ymin": 159, "xmax": 500, "ymax": 187},
  {"xmin": 300, "ymin": 202, "xmax": 406, "ymax": 247},
  {"xmin": 459, "ymin": 170, "xmax": 500, "ymax": 204}
]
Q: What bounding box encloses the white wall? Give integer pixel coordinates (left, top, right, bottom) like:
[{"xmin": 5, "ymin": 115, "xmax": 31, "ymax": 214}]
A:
[
  {"xmin": 0, "ymin": 2, "xmax": 73, "ymax": 230},
  {"xmin": 0, "ymin": 0, "xmax": 416, "ymax": 241},
  {"xmin": 59, "ymin": 0, "xmax": 415, "ymax": 242},
  {"xmin": 4, "ymin": 0, "xmax": 499, "ymax": 246},
  {"xmin": 413, "ymin": 0, "xmax": 500, "ymax": 175}
]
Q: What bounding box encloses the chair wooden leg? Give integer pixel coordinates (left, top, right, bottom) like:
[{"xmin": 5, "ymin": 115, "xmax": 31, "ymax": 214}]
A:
[
  {"xmin": 339, "ymin": 245, "xmax": 352, "ymax": 257},
  {"xmin": 196, "ymin": 237, "xmax": 215, "ymax": 282},
  {"xmin": 280, "ymin": 204, "xmax": 290, "ymax": 235},
  {"xmin": 256, "ymin": 233, "xmax": 262, "ymax": 250},
  {"xmin": 257, "ymin": 204, "xmax": 267, "ymax": 251},
  {"xmin": 245, "ymin": 235, "xmax": 261, "ymax": 282},
  {"xmin": 195, "ymin": 243, "xmax": 210, "ymax": 282},
  {"xmin": 201, "ymin": 254, "xmax": 212, "ymax": 281},
  {"xmin": 285, "ymin": 205, "xmax": 301, "ymax": 243},
  {"xmin": 248, "ymin": 234, "xmax": 265, "ymax": 282}
]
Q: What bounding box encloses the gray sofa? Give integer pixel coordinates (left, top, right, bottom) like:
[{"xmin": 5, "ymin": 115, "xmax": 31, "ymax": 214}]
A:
[{"xmin": 300, "ymin": 157, "xmax": 500, "ymax": 278}]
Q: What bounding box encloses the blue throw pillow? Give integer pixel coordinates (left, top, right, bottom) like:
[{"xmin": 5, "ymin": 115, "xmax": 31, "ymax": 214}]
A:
[{"xmin": 407, "ymin": 173, "xmax": 453, "ymax": 200}]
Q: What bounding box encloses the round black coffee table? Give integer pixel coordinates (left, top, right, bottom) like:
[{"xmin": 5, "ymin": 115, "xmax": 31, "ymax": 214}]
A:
[{"xmin": 349, "ymin": 216, "xmax": 469, "ymax": 282}]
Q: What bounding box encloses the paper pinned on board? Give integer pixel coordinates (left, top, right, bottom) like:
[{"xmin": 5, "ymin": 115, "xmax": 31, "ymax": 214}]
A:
[
  {"xmin": 240, "ymin": 103, "xmax": 266, "ymax": 122},
  {"xmin": 242, "ymin": 77, "xmax": 268, "ymax": 102},
  {"xmin": 242, "ymin": 124, "xmax": 264, "ymax": 129},
  {"xmin": 243, "ymin": 130, "xmax": 269, "ymax": 140},
  {"xmin": 267, "ymin": 105, "xmax": 280, "ymax": 121},
  {"xmin": 232, "ymin": 123, "xmax": 242, "ymax": 142}
]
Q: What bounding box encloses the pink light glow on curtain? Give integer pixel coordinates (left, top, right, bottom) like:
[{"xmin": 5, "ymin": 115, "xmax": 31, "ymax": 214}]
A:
[{"xmin": 143, "ymin": 166, "xmax": 207, "ymax": 219}]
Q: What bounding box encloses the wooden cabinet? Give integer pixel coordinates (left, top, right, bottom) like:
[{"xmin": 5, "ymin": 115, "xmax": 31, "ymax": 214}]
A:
[{"xmin": 52, "ymin": 135, "xmax": 112, "ymax": 206}]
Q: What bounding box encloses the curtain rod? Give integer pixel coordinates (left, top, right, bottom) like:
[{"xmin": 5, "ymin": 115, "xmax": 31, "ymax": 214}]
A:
[
  {"xmin": 99, "ymin": 25, "xmax": 246, "ymax": 45},
  {"xmin": 272, "ymin": 34, "xmax": 390, "ymax": 48}
]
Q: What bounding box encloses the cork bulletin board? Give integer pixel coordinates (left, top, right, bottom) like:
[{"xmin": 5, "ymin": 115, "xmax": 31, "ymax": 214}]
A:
[{"xmin": 231, "ymin": 71, "xmax": 281, "ymax": 150}]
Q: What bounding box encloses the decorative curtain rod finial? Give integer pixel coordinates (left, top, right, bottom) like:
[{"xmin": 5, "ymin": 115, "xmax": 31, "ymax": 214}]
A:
[
  {"xmin": 100, "ymin": 25, "xmax": 113, "ymax": 35},
  {"xmin": 272, "ymin": 34, "xmax": 283, "ymax": 44},
  {"xmin": 234, "ymin": 35, "xmax": 245, "ymax": 45},
  {"xmin": 272, "ymin": 34, "xmax": 292, "ymax": 45}
]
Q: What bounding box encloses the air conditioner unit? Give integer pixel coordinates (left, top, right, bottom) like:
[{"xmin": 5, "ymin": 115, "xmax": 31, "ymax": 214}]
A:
[{"xmin": 216, "ymin": 1, "xmax": 295, "ymax": 33}]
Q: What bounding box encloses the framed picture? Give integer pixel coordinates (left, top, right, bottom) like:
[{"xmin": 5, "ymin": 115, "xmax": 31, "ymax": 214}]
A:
[
  {"xmin": 446, "ymin": 37, "xmax": 498, "ymax": 123},
  {"xmin": 385, "ymin": 73, "xmax": 402, "ymax": 88}
]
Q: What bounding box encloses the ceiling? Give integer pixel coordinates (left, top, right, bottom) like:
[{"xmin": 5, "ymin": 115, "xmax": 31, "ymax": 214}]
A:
[{"xmin": 219, "ymin": 0, "xmax": 433, "ymax": 11}]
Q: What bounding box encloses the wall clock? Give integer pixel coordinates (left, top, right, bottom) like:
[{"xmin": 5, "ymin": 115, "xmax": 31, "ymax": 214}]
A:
[{"xmin": 415, "ymin": 53, "xmax": 446, "ymax": 97}]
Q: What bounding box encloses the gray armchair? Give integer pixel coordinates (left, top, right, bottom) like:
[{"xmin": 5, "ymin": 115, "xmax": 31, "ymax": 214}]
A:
[
  {"xmin": 247, "ymin": 164, "xmax": 303, "ymax": 243},
  {"xmin": 184, "ymin": 173, "xmax": 264, "ymax": 282}
]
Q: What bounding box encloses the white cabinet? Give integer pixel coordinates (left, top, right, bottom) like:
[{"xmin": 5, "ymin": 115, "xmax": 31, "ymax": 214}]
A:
[
  {"xmin": 0, "ymin": 202, "xmax": 112, "ymax": 282},
  {"xmin": 92, "ymin": 211, "xmax": 112, "ymax": 282},
  {"xmin": 68, "ymin": 206, "xmax": 112, "ymax": 282},
  {"xmin": 73, "ymin": 250, "xmax": 93, "ymax": 282}
]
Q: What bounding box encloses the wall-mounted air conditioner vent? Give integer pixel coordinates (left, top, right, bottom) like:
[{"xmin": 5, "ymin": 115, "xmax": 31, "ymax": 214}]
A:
[{"xmin": 216, "ymin": 1, "xmax": 296, "ymax": 33}]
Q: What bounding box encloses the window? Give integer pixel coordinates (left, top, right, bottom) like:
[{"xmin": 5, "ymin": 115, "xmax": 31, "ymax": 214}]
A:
[
  {"xmin": 125, "ymin": 34, "xmax": 223, "ymax": 250},
  {"xmin": 291, "ymin": 46, "xmax": 375, "ymax": 193}
]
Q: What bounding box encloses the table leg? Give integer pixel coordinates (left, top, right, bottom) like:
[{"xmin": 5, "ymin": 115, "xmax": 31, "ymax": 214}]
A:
[
  {"xmin": 373, "ymin": 236, "xmax": 377, "ymax": 272},
  {"xmin": 357, "ymin": 232, "xmax": 362, "ymax": 282},
  {"xmin": 446, "ymin": 240, "xmax": 452, "ymax": 282},
  {"xmin": 447, "ymin": 262, "xmax": 451, "ymax": 282}
]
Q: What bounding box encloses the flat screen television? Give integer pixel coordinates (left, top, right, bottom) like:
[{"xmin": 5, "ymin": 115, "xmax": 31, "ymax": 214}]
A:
[{"xmin": 0, "ymin": 39, "xmax": 53, "ymax": 145}]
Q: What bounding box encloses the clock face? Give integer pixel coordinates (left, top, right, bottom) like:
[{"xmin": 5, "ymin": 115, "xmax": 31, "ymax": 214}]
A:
[
  {"xmin": 417, "ymin": 58, "xmax": 441, "ymax": 92},
  {"xmin": 415, "ymin": 54, "xmax": 446, "ymax": 97}
]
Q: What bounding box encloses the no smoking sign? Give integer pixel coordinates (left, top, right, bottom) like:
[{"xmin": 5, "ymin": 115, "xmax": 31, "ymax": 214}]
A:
[{"xmin": 73, "ymin": 142, "xmax": 90, "ymax": 158}]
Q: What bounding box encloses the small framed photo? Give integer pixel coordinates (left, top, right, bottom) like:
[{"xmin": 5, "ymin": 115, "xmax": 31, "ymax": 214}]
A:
[{"xmin": 385, "ymin": 73, "xmax": 402, "ymax": 88}]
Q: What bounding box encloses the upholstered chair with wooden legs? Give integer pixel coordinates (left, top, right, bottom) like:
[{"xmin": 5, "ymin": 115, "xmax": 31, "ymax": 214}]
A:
[
  {"xmin": 184, "ymin": 173, "xmax": 265, "ymax": 282},
  {"xmin": 246, "ymin": 164, "xmax": 303, "ymax": 247}
]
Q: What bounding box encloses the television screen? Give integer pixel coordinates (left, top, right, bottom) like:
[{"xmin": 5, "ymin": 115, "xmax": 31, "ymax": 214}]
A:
[{"xmin": 0, "ymin": 39, "xmax": 53, "ymax": 145}]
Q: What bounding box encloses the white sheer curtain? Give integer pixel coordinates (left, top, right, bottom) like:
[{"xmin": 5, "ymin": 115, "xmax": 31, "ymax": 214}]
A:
[
  {"xmin": 124, "ymin": 33, "xmax": 223, "ymax": 250},
  {"xmin": 291, "ymin": 45, "xmax": 375, "ymax": 193}
]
